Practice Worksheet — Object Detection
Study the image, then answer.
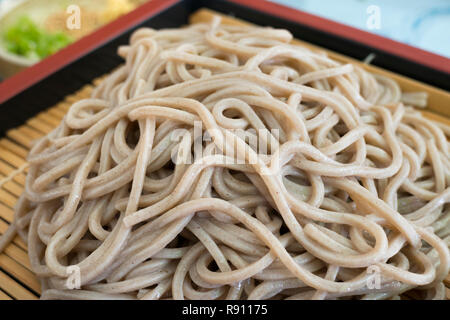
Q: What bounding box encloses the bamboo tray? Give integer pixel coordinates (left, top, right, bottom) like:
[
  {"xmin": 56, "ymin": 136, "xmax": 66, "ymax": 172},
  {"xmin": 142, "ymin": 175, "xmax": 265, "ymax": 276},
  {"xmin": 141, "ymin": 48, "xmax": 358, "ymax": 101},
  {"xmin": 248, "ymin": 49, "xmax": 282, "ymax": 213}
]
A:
[{"xmin": 0, "ymin": 9, "xmax": 449, "ymax": 300}]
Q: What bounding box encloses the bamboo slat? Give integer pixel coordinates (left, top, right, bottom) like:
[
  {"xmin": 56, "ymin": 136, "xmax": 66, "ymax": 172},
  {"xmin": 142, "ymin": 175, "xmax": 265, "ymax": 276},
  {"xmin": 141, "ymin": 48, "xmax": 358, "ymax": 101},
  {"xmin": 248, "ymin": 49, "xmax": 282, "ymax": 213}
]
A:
[
  {"xmin": 0, "ymin": 219, "xmax": 27, "ymax": 251},
  {"xmin": 0, "ymin": 290, "xmax": 12, "ymax": 300},
  {"xmin": 0, "ymin": 270, "xmax": 38, "ymax": 300},
  {"xmin": 0, "ymin": 9, "xmax": 448, "ymax": 300}
]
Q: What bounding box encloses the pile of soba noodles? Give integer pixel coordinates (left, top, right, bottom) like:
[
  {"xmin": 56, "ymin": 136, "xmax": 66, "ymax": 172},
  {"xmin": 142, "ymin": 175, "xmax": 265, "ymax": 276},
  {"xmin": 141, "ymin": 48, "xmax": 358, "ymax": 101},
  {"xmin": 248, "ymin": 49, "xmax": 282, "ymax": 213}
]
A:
[{"xmin": 1, "ymin": 18, "xmax": 449, "ymax": 300}]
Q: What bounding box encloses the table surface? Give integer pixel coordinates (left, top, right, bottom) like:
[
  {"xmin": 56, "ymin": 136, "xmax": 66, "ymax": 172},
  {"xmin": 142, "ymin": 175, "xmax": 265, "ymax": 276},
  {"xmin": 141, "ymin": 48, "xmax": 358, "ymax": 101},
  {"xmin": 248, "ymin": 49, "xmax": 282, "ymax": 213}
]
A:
[
  {"xmin": 271, "ymin": 0, "xmax": 450, "ymax": 59},
  {"xmin": 0, "ymin": 0, "xmax": 448, "ymax": 74}
]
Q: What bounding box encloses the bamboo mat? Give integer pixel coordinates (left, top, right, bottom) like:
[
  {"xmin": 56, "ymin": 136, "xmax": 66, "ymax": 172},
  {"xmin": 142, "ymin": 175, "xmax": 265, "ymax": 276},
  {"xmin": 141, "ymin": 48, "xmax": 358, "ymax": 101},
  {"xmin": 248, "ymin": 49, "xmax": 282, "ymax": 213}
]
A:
[
  {"xmin": 0, "ymin": 79, "xmax": 101, "ymax": 300},
  {"xmin": 0, "ymin": 9, "xmax": 449, "ymax": 300}
]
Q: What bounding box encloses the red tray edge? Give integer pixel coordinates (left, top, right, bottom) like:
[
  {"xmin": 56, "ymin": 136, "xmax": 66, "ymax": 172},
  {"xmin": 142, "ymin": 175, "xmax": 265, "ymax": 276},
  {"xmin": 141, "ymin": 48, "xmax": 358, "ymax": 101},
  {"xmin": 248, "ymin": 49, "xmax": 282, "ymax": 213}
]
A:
[
  {"xmin": 1, "ymin": 0, "xmax": 448, "ymax": 105},
  {"xmin": 232, "ymin": 0, "xmax": 450, "ymax": 74},
  {"xmin": 0, "ymin": 0, "xmax": 179, "ymax": 104}
]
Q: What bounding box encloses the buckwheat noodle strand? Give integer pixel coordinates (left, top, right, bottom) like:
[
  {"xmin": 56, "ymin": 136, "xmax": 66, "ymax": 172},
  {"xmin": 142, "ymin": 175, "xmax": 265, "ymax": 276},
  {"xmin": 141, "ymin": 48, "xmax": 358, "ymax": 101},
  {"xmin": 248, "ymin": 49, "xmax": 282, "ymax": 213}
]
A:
[{"xmin": 0, "ymin": 18, "xmax": 449, "ymax": 300}]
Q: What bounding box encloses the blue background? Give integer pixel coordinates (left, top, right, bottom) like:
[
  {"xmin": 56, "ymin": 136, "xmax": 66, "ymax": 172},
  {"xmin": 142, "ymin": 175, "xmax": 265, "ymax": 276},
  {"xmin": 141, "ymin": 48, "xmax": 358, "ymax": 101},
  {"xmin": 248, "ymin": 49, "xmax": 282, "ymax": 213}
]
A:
[{"xmin": 271, "ymin": 0, "xmax": 450, "ymax": 58}]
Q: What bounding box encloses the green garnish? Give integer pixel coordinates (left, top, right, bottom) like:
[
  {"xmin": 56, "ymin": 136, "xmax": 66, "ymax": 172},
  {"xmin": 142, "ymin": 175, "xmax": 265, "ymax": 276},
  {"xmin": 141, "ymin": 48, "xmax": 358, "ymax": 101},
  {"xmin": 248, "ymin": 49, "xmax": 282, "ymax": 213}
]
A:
[{"xmin": 3, "ymin": 16, "xmax": 72, "ymax": 59}]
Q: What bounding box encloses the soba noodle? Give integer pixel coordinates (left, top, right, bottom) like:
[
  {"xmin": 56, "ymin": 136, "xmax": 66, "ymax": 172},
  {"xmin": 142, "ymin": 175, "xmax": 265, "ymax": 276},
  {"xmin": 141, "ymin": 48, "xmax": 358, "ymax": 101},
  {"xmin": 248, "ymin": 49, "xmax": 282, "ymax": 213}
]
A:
[{"xmin": 0, "ymin": 18, "xmax": 449, "ymax": 300}]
